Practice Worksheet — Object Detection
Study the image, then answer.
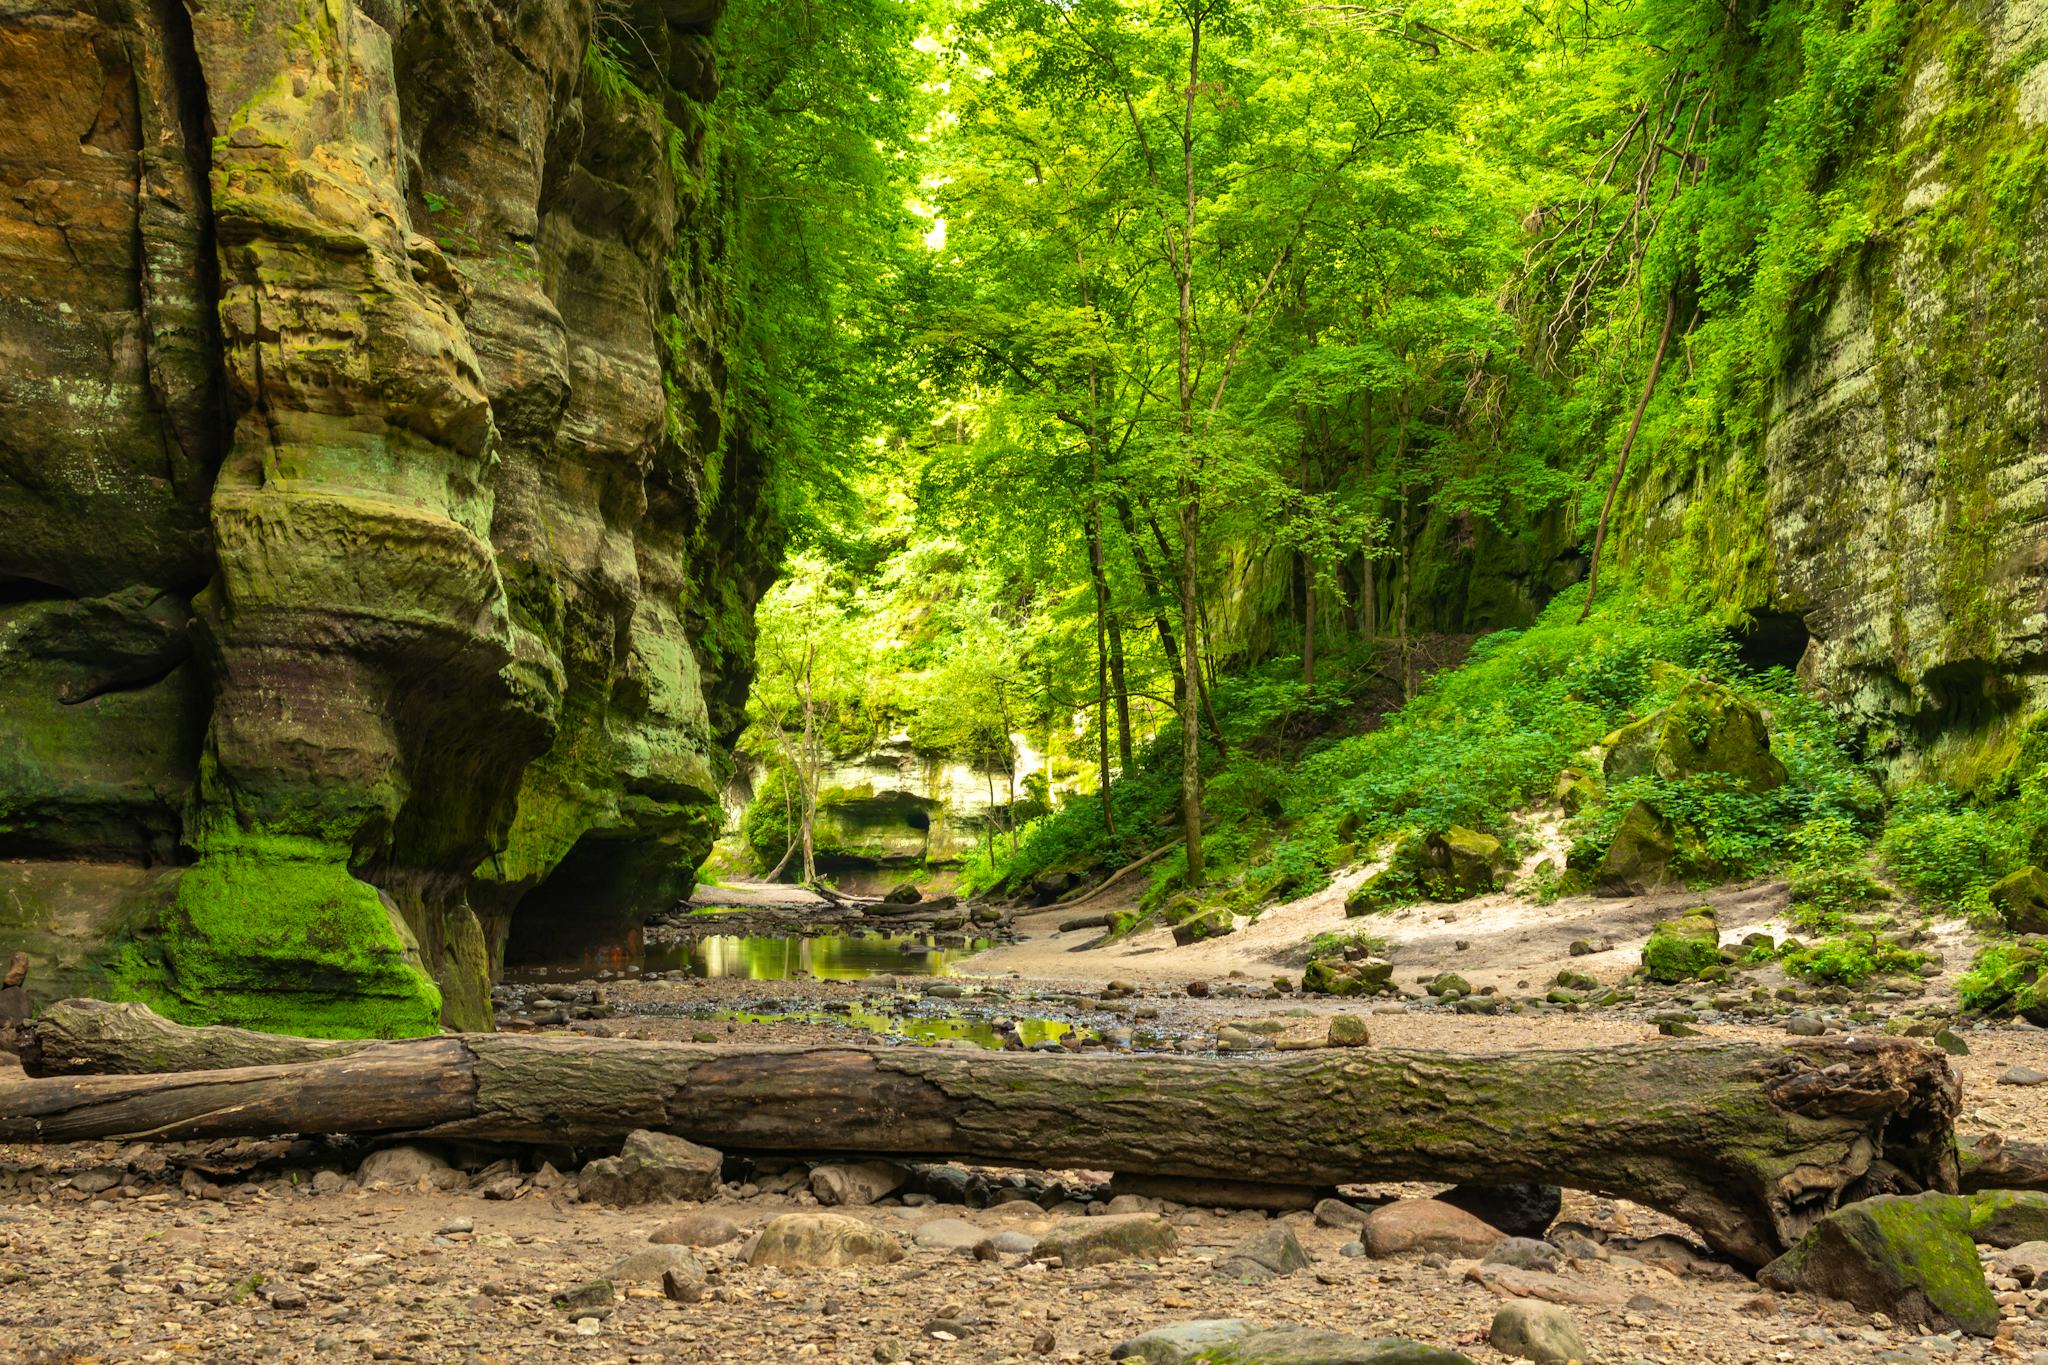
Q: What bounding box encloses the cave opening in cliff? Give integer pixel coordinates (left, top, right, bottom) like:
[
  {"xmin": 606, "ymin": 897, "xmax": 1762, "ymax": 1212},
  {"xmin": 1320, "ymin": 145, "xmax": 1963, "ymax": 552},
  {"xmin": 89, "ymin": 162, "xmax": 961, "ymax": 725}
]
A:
[{"xmin": 1733, "ymin": 610, "xmax": 1811, "ymax": 674}]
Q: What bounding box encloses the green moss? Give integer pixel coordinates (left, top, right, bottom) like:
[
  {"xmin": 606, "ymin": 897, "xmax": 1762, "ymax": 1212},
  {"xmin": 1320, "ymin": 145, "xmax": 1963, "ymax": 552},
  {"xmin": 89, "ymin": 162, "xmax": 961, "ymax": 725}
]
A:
[
  {"xmin": 1642, "ymin": 908, "xmax": 1721, "ymax": 983},
  {"xmin": 1957, "ymin": 942, "xmax": 2048, "ymax": 1022},
  {"xmin": 109, "ymin": 830, "xmax": 441, "ymax": 1039}
]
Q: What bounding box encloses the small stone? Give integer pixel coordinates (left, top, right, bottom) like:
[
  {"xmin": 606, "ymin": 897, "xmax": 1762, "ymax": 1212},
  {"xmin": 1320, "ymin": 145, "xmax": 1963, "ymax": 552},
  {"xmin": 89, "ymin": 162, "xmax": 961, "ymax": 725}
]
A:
[
  {"xmin": 1482, "ymin": 1238, "xmax": 1566, "ymax": 1273},
  {"xmin": 662, "ymin": 1267, "xmax": 704, "ymax": 1303},
  {"xmin": 1036, "ymin": 1214, "xmax": 1178, "ymax": 1268},
  {"xmin": 649, "ymin": 1211, "xmax": 744, "ymax": 1246},
  {"xmin": 913, "ymin": 1217, "xmax": 988, "ymax": 1251},
  {"xmin": 1032, "ymin": 1329, "xmax": 1057, "ymax": 1355},
  {"xmin": 1999, "ymin": 1066, "xmax": 2048, "ymax": 1087},
  {"xmin": 357, "ymin": 1145, "xmax": 462, "ymax": 1191},
  {"xmin": 578, "ymin": 1131, "xmax": 724, "ymax": 1206},
  {"xmin": 551, "ymin": 1280, "xmax": 614, "ymax": 1314},
  {"xmin": 811, "ymin": 1160, "xmax": 909, "ymax": 1207},
  {"xmin": 438, "ymin": 1216, "xmax": 474, "ymax": 1235},
  {"xmin": 1489, "ymin": 1299, "xmax": 1591, "ymax": 1364},
  {"xmin": 1212, "ymin": 1224, "xmax": 1308, "ymax": 1283},
  {"xmin": 1313, "ymin": 1197, "xmax": 1368, "ymax": 1231},
  {"xmin": 1785, "ymin": 1015, "xmax": 1827, "ymax": 1036},
  {"xmin": 609, "ymin": 1245, "xmax": 705, "ymax": 1285},
  {"xmin": 749, "ymin": 1213, "xmax": 906, "ymax": 1268}
]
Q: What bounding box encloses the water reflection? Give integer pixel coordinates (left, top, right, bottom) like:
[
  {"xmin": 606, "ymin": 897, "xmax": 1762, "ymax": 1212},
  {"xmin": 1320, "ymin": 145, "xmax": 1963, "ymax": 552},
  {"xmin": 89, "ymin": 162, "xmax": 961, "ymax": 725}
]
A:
[
  {"xmin": 506, "ymin": 931, "xmax": 989, "ymax": 982},
  {"xmin": 720, "ymin": 1006, "xmax": 1088, "ymax": 1049}
]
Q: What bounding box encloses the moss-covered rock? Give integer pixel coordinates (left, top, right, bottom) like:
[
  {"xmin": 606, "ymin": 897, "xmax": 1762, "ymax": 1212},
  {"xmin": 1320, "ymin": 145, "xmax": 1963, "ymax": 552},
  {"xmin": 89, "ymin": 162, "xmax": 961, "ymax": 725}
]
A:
[
  {"xmin": 1641, "ymin": 908, "xmax": 1720, "ymax": 984},
  {"xmin": 1594, "ymin": 801, "xmax": 1677, "ymax": 896},
  {"xmin": 1553, "ymin": 767, "xmax": 1601, "ymax": 814},
  {"xmin": 1965, "ymin": 1190, "xmax": 2048, "ymax": 1249},
  {"xmin": 1989, "ymin": 867, "xmax": 2048, "ymax": 935},
  {"xmin": 1423, "ymin": 826, "xmax": 1504, "ymax": 899},
  {"xmin": 108, "ymin": 829, "xmax": 443, "ymax": 1038},
  {"xmin": 1173, "ymin": 908, "xmax": 1237, "ymax": 946},
  {"xmin": 1758, "ymin": 1193, "xmax": 1998, "ymax": 1336},
  {"xmin": 1602, "ymin": 679, "xmax": 1786, "ymax": 793},
  {"xmin": 1301, "ymin": 957, "xmax": 1393, "ymax": 997}
]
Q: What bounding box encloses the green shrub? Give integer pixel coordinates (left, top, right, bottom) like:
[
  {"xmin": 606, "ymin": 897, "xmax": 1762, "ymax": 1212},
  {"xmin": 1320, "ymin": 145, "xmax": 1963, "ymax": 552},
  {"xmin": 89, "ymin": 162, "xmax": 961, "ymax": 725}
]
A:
[
  {"xmin": 1779, "ymin": 935, "xmax": 1926, "ymax": 987},
  {"xmin": 1878, "ymin": 786, "xmax": 2020, "ymax": 912},
  {"xmin": 1785, "ymin": 815, "xmax": 1890, "ymax": 932},
  {"xmin": 1957, "ymin": 943, "xmax": 2048, "ymax": 1020}
]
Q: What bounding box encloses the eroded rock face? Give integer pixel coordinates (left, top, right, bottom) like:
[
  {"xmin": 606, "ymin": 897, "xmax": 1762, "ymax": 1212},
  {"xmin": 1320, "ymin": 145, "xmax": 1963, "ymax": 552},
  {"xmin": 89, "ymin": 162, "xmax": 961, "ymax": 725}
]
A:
[
  {"xmin": 1628, "ymin": 0, "xmax": 2048, "ymax": 769},
  {"xmin": 0, "ymin": 0, "xmax": 771, "ymax": 1033}
]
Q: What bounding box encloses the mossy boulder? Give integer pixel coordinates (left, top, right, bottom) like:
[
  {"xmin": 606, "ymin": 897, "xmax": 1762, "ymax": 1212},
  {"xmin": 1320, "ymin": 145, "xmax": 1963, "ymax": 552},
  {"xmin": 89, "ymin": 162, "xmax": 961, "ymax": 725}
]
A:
[
  {"xmin": 1758, "ymin": 1193, "xmax": 1998, "ymax": 1336},
  {"xmin": 1173, "ymin": 908, "xmax": 1236, "ymax": 946},
  {"xmin": 1603, "ymin": 679, "xmax": 1786, "ymax": 792},
  {"xmin": 1301, "ymin": 957, "xmax": 1393, "ymax": 997},
  {"xmin": 1989, "ymin": 867, "xmax": 2048, "ymax": 935},
  {"xmin": 1641, "ymin": 907, "xmax": 1720, "ymax": 984},
  {"xmin": 1553, "ymin": 767, "xmax": 1601, "ymax": 814},
  {"xmin": 1966, "ymin": 1190, "xmax": 2048, "ymax": 1248},
  {"xmin": 1593, "ymin": 801, "xmax": 1676, "ymax": 897},
  {"xmin": 1422, "ymin": 826, "xmax": 1504, "ymax": 899}
]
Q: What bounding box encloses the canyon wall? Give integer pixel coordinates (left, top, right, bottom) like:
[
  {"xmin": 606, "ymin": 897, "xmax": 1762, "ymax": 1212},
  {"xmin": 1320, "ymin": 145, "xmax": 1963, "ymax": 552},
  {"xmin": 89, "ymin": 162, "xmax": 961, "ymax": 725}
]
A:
[
  {"xmin": 1621, "ymin": 0, "xmax": 2048, "ymax": 780},
  {"xmin": 0, "ymin": 0, "xmax": 772, "ymax": 1032}
]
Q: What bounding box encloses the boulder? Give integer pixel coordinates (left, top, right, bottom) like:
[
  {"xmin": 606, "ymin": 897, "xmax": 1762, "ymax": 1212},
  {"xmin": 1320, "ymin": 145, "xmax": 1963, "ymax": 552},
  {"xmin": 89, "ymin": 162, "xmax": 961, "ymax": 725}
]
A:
[
  {"xmin": 1172, "ymin": 908, "xmax": 1236, "ymax": 946},
  {"xmin": 1423, "ymin": 826, "xmax": 1504, "ymax": 899},
  {"xmin": 1109, "ymin": 1320, "xmax": 1256, "ymax": 1364},
  {"xmin": 1554, "ymin": 768, "xmax": 1601, "ymax": 814},
  {"xmin": 1036, "ymin": 1213, "xmax": 1178, "ymax": 1268},
  {"xmin": 1301, "ymin": 957, "xmax": 1393, "ymax": 997},
  {"xmin": 578, "ymin": 1131, "xmax": 724, "ymax": 1206},
  {"xmin": 356, "ymin": 1145, "xmax": 462, "ymax": 1191},
  {"xmin": 1602, "ymin": 679, "xmax": 1785, "ymax": 792},
  {"xmin": 1439, "ymin": 1184, "xmax": 1562, "ymax": 1239},
  {"xmin": 648, "ymin": 1212, "xmax": 744, "ymax": 1247},
  {"xmin": 1757, "ymin": 1192, "xmax": 1998, "ymax": 1336},
  {"xmin": 748, "ymin": 1213, "xmax": 906, "ymax": 1268},
  {"xmin": 1966, "ymin": 1189, "xmax": 2048, "ymax": 1248},
  {"xmin": 1990, "ymin": 867, "xmax": 2048, "ymax": 935},
  {"xmin": 1594, "ymin": 801, "xmax": 1676, "ymax": 896},
  {"xmin": 1360, "ymin": 1199, "xmax": 1506, "ymax": 1259},
  {"xmin": 883, "ymin": 881, "xmax": 924, "ymax": 905},
  {"xmin": 809, "ymin": 1160, "xmax": 909, "ymax": 1207},
  {"xmin": 1487, "ymin": 1299, "xmax": 1591, "ymax": 1364},
  {"xmin": 1194, "ymin": 1327, "xmax": 1479, "ymax": 1363},
  {"xmin": 1213, "ymin": 1223, "xmax": 1309, "ymax": 1283},
  {"xmin": 1990, "ymin": 1240, "xmax": 2048, "ymax": 1287},
  {"xmin": 1641, "ymin": 907, "xmax": 1720, "ymax": 984}
]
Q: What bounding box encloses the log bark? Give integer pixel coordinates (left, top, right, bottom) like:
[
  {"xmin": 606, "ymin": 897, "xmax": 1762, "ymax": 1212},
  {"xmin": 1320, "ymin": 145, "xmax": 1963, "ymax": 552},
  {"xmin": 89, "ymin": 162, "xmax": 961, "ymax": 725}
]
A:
[
  {"xmin": 1958, "ymin": 1131, "xmax": 2048, "ymax": 1193},
  {"xmin": 9, "ymin": 1002, "xmax": 1959, "ymax": 1266}
]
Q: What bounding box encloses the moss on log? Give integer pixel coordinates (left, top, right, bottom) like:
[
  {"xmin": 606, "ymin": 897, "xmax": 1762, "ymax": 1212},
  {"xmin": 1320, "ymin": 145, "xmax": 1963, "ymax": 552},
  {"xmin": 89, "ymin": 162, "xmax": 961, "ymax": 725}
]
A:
[{"xmin": 6, "ymin": 1000, "xmax": 1959, "ymax": 1267}]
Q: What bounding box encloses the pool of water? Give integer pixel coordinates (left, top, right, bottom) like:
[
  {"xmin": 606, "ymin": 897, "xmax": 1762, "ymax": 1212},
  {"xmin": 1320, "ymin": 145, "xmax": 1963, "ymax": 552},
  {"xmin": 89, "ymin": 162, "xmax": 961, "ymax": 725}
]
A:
[
  {"xmin": 718, "ymin": 1006, "xmax": 1089, "ymax": 1049},
  {"xmin": 504, "ymin": 930, "xmax": 990, "ymax": 983}
]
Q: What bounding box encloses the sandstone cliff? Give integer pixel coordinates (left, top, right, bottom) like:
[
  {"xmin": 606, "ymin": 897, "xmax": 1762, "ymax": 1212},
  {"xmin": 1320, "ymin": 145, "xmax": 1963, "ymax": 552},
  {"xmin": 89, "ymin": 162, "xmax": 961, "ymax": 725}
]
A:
[{"xmin": 0, "ymin": 0, "xmax": 771, "ymax": 1032}]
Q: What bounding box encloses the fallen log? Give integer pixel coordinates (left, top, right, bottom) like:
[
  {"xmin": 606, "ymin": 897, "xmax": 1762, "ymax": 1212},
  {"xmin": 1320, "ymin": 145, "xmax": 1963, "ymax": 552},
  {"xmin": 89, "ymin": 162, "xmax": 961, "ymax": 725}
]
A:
[
  {"xmin": 5, "ymin": 1002, "xmax": 1957, "ymax": 1266},
  {"xmin": 1958, "ymin": 1131, "xmax": 2048, "ymax": 1193}
]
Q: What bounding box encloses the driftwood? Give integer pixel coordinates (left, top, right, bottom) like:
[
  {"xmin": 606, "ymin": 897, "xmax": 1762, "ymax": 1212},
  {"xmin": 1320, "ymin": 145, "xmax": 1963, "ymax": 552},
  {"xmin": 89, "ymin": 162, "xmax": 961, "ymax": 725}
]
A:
[{"xmin": 7, "ymin": 1000, "xmax": 1960, "ymax": 1266}]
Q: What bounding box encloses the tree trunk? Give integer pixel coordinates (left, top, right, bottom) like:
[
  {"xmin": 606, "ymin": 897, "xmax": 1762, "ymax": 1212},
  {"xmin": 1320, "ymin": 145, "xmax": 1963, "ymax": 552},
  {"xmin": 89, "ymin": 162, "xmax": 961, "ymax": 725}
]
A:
[
  {"xmin": 1578, "ymin": 288, "xmax": 1678, "ymax": 624},
  {"xmin": 1110, "ymin": 493, "xmax": 1185, "ymax": 706},
  {"xmin": 799, "ymin": 642, "xmax": 818, "ymax": 884},
  {"xmin": 10, "ymin": 1001, "xmax": 1960, "ymax": 1269}
]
